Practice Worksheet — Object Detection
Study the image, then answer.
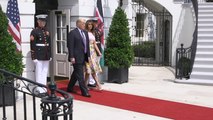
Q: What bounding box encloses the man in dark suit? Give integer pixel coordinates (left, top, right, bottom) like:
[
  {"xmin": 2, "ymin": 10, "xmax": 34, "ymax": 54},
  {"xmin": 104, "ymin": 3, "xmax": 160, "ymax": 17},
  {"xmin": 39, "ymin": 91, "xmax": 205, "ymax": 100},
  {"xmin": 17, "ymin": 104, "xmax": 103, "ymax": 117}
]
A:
[{"xmin": 67, "ymin": 18, "xmax": 91, "ymax": 97}]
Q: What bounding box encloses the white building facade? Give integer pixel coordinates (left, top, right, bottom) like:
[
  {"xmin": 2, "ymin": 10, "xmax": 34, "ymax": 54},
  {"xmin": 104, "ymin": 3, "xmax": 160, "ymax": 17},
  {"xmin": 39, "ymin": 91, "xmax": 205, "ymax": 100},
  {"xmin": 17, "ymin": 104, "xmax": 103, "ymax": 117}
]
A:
[{"xmin": 0, "ymin": 0, "xmax": 202, "ymax": 82}]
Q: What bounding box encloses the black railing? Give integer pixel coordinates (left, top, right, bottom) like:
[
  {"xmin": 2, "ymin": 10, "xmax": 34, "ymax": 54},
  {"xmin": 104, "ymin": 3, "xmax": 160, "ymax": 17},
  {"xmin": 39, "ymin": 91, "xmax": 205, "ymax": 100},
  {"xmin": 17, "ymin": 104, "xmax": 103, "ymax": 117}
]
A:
[
  {"xmin": 175, "ymin": 0, "xmax": 198, "ymax": 79},
  {"xmin": 175, "ymin": 44, "xmax": 192, "ymax": 79},
  {"xmin": 0, "ymin": 69, "xmax": 73, "ymax": 120}
]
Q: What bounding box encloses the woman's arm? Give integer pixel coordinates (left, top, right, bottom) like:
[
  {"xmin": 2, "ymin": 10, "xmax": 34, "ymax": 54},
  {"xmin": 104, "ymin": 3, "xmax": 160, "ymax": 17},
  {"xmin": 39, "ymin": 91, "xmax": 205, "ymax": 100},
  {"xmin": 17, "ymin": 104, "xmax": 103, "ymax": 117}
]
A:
[{"xmin": 93, "ymin": 40, "xmax": 102, "ymax": 56}]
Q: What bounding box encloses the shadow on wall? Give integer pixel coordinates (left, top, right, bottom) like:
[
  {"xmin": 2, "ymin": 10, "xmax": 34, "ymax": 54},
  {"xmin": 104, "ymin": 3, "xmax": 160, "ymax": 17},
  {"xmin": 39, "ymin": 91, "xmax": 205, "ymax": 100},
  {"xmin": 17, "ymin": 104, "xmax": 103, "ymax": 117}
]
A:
[
  {"xmin": 25, "ymin": 51, "xmax": 35, "ymax": 81},
  {"xmin": 171, "ymin": 5, "xmax": 194, "ymax": 66}
]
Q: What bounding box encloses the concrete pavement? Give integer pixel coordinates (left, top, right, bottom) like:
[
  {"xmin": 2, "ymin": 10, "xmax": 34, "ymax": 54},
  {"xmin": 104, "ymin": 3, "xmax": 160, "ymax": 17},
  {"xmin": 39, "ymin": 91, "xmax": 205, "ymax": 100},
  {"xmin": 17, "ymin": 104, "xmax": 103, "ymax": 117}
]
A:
[
  {"xmin": 1, "ymin": 66, "xmax": 213, "ymax": 120},
  {"xmin": 74, "ymin": 66, "xmax": 213, "ymax": 120}
]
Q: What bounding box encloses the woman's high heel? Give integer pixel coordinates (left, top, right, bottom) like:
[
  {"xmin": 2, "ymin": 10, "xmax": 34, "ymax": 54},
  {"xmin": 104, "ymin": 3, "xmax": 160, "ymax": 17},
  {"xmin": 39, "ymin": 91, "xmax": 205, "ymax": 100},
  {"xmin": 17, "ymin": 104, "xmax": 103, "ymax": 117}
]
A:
[{"xmin": 97, "ymin": 85, "xmax": 103, "ymax": 91}]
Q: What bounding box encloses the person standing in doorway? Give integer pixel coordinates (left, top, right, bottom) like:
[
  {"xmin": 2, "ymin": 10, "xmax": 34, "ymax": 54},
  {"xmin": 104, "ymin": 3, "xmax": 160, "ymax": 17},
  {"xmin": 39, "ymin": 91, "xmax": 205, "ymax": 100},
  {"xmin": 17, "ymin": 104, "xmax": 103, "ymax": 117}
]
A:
[
  {"xmin": 30, "ymin": 14, "xmax": 52, "ymax": 95},
  {"xmin": 66, "ymin": 18, "xmax": 91, "ymax": 97}
]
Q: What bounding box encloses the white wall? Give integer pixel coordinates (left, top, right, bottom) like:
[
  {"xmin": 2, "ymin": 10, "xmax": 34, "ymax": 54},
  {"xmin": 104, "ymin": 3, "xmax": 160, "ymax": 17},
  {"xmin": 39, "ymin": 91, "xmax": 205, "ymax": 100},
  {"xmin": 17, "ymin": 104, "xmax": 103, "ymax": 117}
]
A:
[
  {"xmin": 0, "ymin": 0, "xmax": 195, "ymax": 79},
  {"xmin": 5, "ymin": 0, "xmax": 125, "ymax": 80},
  {"xmin": 153, "ymin": 0, "xmax": 182, "ymax": 66},
  {"xmin": 122, "ymin": 0, "xmax": 133, "ymax": 37},
  {"xmin": 171, "ymin": 4, "xmax": 194, "ymax": 66},
  {"xmin": 154, "ymin": 0, "xmax": 182, "ymax": 38},
  {"xmin": 154, "ymin": 0, "xmax": 194, "ymax": 66},
  {"xmin": 176, "ymin": 4, "xmax": 194, "ymax": 48},
  {"xmin": 58, "ymin": 0, "xmax": 121, "ymax": 39}
]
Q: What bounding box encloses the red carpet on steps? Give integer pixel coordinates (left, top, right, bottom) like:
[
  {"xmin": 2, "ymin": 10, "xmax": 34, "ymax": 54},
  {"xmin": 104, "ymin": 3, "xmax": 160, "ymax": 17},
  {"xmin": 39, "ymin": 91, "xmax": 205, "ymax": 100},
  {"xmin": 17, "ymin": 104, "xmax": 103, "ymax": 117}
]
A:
[{"xmin": 56, "ymin": 80, "xmax": 213, "ymax": 120}]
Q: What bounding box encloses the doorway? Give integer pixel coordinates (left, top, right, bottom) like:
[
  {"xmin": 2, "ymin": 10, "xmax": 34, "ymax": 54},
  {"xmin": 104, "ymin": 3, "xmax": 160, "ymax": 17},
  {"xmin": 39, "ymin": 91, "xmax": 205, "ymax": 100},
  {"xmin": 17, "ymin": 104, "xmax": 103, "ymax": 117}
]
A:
[
  {"xmin": 49, "ymin": 10, "xmax": 72, "ymax": 80},
  {"xmin": 164, "ymin": 20, "xmax": 171, "ymax": 65}
]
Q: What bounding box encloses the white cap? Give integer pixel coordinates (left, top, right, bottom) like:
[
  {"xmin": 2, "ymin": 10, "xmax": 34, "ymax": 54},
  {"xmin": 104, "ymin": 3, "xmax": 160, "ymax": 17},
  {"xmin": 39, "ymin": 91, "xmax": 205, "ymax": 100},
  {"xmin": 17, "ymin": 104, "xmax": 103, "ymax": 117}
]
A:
[
  {"xmin": 92, "ymin": 17, "xmax": 98, "ymax": 22},
  {"xmin": 36, "ymin": 14, "xmax": 48, "ymax": 20}
]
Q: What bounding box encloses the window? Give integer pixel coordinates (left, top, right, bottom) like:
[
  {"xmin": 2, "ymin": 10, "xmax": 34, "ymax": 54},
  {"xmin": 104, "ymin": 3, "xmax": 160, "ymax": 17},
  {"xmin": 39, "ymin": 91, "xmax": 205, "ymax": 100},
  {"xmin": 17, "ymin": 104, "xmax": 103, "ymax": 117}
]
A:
[
  {"xmin": 136, "ymin": 13, "xmax": 145, "ymax": 37},
  {"xmin": 56, "ymin": 14, "xmax": 66, "ymax": 54}
]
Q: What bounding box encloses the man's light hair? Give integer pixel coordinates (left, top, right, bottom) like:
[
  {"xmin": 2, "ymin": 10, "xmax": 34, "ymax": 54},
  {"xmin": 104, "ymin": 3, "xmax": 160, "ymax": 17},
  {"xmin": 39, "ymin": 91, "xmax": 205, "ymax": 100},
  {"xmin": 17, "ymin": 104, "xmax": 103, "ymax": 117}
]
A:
[{"xmin": 76, "ymin": 18, "xmax": 85, "ymax": 27}]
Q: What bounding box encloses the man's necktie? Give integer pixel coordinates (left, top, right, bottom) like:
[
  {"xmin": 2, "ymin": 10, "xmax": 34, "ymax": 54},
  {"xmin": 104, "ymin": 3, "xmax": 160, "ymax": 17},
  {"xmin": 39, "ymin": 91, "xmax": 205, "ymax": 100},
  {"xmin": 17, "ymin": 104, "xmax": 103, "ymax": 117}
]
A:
[{"xmin": 81, "ymin": 30, "xmax": 87, "ymax": 53}]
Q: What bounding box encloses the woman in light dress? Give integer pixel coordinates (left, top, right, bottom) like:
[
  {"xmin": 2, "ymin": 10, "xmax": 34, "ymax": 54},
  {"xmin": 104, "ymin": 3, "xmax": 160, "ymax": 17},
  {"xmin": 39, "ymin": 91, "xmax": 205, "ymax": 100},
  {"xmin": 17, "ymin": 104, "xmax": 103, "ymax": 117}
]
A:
[{"xmin": 84, "ymin": 20, "xmax": 103, "ymax": 90}]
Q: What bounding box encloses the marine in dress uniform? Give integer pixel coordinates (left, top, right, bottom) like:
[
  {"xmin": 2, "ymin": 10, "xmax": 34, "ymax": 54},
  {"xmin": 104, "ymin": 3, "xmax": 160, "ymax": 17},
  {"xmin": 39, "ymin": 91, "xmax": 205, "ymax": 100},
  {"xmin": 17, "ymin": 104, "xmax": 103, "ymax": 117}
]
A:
[{"xmin": 30, "ymin": 14, "xmax": 51, "ymax": 94}]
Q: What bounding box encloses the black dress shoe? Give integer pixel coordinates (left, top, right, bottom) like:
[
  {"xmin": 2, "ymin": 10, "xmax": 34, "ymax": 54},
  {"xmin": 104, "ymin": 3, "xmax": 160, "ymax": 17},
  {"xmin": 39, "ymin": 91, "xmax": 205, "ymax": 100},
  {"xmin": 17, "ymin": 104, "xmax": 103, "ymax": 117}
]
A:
[
  {"xmin": 82, "ymin": 93, "xmax": 91, "ymax": 97},
  {"xmin": 88, "ymin": 84, "xmax": 96, "ymax": 88},
  {"xmin": 67, "ymin": 89, "xmax": 77, "ymax": 94}
]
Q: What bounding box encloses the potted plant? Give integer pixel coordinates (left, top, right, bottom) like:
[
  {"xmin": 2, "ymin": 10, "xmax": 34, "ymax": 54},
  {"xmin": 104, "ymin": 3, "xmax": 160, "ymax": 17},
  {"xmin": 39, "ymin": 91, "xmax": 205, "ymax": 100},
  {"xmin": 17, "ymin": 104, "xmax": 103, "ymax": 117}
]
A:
[
  {"xmin": 104, "ymin": 7, "xmax": 134, "ymax": 83},
  {"xmin": 177, "ymin": 57, "xmax": 191, "ymax": 79},
  {"xmin": 0, "ymin": 6, "xmax": 24, "ymax": 106}
]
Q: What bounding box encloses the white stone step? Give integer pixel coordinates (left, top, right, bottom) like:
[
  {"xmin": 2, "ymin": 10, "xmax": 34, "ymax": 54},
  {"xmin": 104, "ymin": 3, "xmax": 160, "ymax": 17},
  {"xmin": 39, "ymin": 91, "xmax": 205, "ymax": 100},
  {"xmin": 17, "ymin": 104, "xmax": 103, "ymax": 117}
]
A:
[
  {"xmin": 190, "ymin": 71, "xmax": 213, "ymax": 80},
  {"xmin": 198, "ymin": 23, "xmax": 213, "ymax": 27},
  {"xmin": 198, "ymin": 28, "xmax": 213, "ymax": 31},
  {"xmin": 198, "ymin": 27, "xmax": 213, "ymax": 30},
  {"xmin": 198, "ymin": 13, "xmax": 213, "ymax": 19},
  {"xmin": 198, "ymin": 33, "xmax": 213, "ymax": 37},
  {"xmin": 198, "ymin": 15, "xmax": 213, "ymax": 19},
  {"xmin": 175, "ymin": 78, "xmax": 213, "ymax": 85},
  {"xmin": 198, "ymin": 19, "xmax": 213, "ymax": 24},
  {"xmin": 198, "ymin": 24, "xmax": 213, "ymax": 29},
  {"xmin": 198, "ymin": 17, "xmax": 213, "ymax": 21},
  {"xmin": 197, "ymin": 40, "xmax": 213, "ymax": 46},
  {"xmin": 199, "ymin": 3, "xmax": 213, "ymax": 7},
  {"xmin": 197, "ymin": 40, "xmax": 213, "ymax": 45},
  {"xmin": 197, "ymin": 45, "xmax": 213, "ymax": 52},
  {"xmin": 198, "ymin": 11, "xmax": 213, "ymax": 19},
  {"xmin": 190, "ymin": 3, "xmax": 213, "ymax": 83},
  {"xmin": 199, "ymin": 2, "xmax": 213, "ymax": 5},
  {"xmin": 191, "ymin": 71, "xmax": 213, "ymax": 76},
  {"xmin": 198, "ymin": 7, "xmax": 213, "ymax": 14},
  {"xmin": 198, "ymin": 12, "xmax": 213, "ymax": 15},
  {"xmin": 194, "ymin": 58, "xmax": 213, "ymax": 65},
  {"xmin": 198, "ymin": 15, "xmax": 213, "ymax": 18},
  {"xmin": 198, "ymin": 13, "xmax": 213, "ymax": 16},
  {"xmin": 196, "ymin": 51, "xmax": 213, "ymax": 54},
  {"xmin": 198, "ymin": 35, "xmax": 213, "ymax": 40},
  {"xmin": 193, "ymin": 65, "xmax": 213, "ymax": 72},
  {"xmin": 196, "ymin": 51, "xmax": 213, "ymax": 58},
  {"xmin": 198, "ymin": 29, "xmax": 213, "ymax": 34}
]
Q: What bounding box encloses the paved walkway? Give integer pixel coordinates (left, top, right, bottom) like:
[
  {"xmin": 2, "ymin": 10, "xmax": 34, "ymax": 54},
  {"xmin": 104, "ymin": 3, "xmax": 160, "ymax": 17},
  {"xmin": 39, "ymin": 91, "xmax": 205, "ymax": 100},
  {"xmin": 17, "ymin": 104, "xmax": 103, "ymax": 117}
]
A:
[
  {"xmin": 1, "ymin": 66, "xmax": 213, "ymax": 120},
  {"xmin": 74, "ymin": 66, "xmax": 213, "ymax": 120}
]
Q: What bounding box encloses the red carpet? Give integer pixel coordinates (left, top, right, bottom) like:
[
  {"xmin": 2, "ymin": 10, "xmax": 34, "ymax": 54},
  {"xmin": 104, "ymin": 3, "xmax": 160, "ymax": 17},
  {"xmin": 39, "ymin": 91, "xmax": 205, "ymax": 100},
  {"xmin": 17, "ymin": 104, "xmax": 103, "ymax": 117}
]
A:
[{"xmin": 57, "ymin": 80, "xmax": 213, "ymax": 120}]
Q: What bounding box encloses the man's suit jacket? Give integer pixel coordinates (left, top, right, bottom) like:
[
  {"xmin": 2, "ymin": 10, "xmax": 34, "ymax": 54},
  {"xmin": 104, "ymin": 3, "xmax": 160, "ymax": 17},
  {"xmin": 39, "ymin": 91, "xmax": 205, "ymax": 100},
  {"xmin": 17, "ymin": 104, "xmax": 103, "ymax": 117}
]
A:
[{"xmin": 67, "ymin": 28, "xmax": 90, "ymax": 64}]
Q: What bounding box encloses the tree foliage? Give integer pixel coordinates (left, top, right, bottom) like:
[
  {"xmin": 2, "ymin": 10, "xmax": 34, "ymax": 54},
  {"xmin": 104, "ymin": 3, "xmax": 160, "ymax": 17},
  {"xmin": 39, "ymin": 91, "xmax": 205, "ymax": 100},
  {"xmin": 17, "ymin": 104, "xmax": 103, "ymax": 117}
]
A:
[
  {"xmin": 0, "ymin": 7, "xmax": 24, "ymax": 83},
  {"xmin": 104, "ymin": 7, "xmax": 134, "ymax": 69}
]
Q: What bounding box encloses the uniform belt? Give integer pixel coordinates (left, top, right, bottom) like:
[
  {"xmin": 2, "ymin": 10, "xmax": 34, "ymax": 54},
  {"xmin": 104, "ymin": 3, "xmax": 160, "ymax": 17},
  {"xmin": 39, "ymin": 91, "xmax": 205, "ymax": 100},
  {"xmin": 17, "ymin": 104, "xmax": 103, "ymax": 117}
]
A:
[
  {"xmin": 36, "ymin": 44, "xmax": 49, "ymax": 46},
  {"xmin": 96, "ymin": 41, "xmax": 101, "ymax": 44}
]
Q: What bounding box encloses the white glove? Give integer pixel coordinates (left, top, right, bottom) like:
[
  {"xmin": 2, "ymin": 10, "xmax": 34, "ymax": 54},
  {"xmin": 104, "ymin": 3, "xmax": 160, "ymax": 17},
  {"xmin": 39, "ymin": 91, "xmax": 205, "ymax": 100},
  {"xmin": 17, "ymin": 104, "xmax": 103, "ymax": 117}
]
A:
[
  {"xmin": 49, "ymin": 58, "xmax": 52, "ymax": 61},
  {"xmin": 33, "ymin": 59, "xmax": 38, "ymax": 63}
]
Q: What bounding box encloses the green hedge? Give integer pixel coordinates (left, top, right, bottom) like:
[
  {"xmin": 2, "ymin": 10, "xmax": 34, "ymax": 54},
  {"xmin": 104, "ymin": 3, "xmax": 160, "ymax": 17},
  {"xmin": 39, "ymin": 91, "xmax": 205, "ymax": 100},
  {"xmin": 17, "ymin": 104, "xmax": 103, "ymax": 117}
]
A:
[
  {"xmin": 132, "ymin": 41, "xmax": 155, "ymax": 58},
  {"xmin": 0, "ymin": 7, "xmax": 24, "ymax": 83},
  {"xmin": 105, "ymin": 7, "xmax": 134, "ymax": 69}
]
